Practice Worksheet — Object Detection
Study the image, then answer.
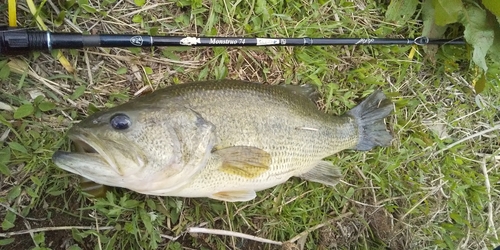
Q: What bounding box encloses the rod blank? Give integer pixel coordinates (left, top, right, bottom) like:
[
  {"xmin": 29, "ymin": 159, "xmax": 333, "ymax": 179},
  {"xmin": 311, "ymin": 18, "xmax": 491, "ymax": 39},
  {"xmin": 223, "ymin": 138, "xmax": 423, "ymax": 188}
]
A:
[{"xmin": 0, "ymin": 26, "xmax": 466, "ymax": 56}]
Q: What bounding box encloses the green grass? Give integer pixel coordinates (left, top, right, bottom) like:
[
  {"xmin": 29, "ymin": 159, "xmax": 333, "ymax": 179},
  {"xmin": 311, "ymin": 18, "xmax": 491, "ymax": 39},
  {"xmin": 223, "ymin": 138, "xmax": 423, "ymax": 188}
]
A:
[{"xmin": 1, "ymin": 0, "xmax": 499, "ymax": 249}]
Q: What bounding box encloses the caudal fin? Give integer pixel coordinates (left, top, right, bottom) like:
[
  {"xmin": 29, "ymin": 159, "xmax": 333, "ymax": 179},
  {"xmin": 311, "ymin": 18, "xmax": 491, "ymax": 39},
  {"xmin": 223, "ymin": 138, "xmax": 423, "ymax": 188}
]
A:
[{"xmin": 347, "ymin": 90, "xmax": 393, "ymax": 151}]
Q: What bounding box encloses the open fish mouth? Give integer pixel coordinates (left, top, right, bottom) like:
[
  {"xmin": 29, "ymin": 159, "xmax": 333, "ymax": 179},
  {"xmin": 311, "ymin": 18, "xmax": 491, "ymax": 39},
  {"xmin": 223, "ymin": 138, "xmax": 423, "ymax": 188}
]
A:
[
  {"xmin": 68, "ymin": 137, "xmax": 110, "ymax": 194},
  {"xmin": 52, "ymin": 133, "xmax": 122, "ymax": 180},
  {"xmin": 65, "ymin": 133, "xmax": 104, "ymax": 158},
  {"xmin": 72, "ymin": 137, "xmax": 99, "ymax": 154}
]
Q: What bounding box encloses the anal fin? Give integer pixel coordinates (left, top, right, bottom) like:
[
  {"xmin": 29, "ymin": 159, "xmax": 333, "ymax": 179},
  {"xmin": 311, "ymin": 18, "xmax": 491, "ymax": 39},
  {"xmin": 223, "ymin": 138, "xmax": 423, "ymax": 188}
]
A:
[
  {"xmin": 211, "ymin": 190, "xmax": 256, "ymax": 202},
  {"xmin": 298, "ymin": 161, "xmax": 342, "ymax": 187}
]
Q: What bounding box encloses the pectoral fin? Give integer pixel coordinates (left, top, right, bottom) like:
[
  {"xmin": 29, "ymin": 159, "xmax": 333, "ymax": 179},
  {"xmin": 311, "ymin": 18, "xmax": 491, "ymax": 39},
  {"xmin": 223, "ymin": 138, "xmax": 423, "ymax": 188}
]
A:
[
  {"xmin": 298, "ymin": 161, "xmax": 342, "ymax": 187},
  {"xmin": 211, "ymin": 190, "xmax": 257, "ymax": 202},
  {"xmin": 215, "ymin": 146, "xmax": 271, "ymax": 179}
]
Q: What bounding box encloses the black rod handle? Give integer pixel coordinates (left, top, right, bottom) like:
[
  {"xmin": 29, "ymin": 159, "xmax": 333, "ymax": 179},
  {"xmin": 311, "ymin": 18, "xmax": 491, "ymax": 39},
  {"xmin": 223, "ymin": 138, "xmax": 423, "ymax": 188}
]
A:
[{"xmin": 0, "ymin": 27, "xmax": 49, "ymax": 55}]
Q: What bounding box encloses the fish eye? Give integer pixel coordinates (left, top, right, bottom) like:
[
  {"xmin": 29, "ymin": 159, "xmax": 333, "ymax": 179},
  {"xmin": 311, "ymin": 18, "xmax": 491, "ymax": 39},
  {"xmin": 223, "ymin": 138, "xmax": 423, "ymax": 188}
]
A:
[{"xmin": 110, "ymin": 114, "xmax": 131, "ymax": 130}]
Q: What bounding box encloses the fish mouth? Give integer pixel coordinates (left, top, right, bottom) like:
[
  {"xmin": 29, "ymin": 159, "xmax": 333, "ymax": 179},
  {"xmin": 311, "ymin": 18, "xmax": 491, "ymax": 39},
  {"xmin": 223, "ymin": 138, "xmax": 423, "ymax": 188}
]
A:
[
  {"xmin": 52, "ymin": 131, "xmax": 122, "ymax": 178},
  {"xmin": 72, "ymin": 136, "xmax": 99, "ymax": 154}
]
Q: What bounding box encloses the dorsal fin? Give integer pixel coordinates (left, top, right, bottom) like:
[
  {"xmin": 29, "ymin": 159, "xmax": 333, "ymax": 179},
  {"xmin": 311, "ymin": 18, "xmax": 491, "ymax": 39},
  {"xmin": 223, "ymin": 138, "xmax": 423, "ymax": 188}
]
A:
[{"xmin": 278, "ymin": 84, "xmax": 321, "ymax": 103}]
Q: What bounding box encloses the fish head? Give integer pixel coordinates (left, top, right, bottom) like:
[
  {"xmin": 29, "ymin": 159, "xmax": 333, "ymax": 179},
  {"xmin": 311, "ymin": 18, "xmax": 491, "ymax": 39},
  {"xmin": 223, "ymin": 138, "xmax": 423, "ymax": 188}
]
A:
[{"xmin": 52, "ymin": 103, "xmax": 216, "ymax": 194}]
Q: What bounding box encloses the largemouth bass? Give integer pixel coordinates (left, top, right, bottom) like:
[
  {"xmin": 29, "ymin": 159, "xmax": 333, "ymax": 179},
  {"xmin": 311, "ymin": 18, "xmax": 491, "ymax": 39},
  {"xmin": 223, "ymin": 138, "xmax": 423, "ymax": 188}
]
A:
[{"xmin": 52, "ymin": 80, "xmax": 393, "ymax": 202}]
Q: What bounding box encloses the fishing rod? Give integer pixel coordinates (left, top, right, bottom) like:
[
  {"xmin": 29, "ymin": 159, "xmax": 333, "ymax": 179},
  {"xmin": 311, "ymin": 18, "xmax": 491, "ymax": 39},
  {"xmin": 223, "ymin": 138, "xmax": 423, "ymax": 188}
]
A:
[{"xmin": 0, "ymin": 26, "xmax": 466, "ymax": 56}]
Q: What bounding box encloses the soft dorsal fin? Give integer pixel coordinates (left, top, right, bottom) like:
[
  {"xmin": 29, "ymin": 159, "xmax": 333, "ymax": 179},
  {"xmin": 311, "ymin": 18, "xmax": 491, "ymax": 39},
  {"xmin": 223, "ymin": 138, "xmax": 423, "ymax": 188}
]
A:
[{"xmin": 278, "ymin": 84, "xmax": 321, "ymax": 103}]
